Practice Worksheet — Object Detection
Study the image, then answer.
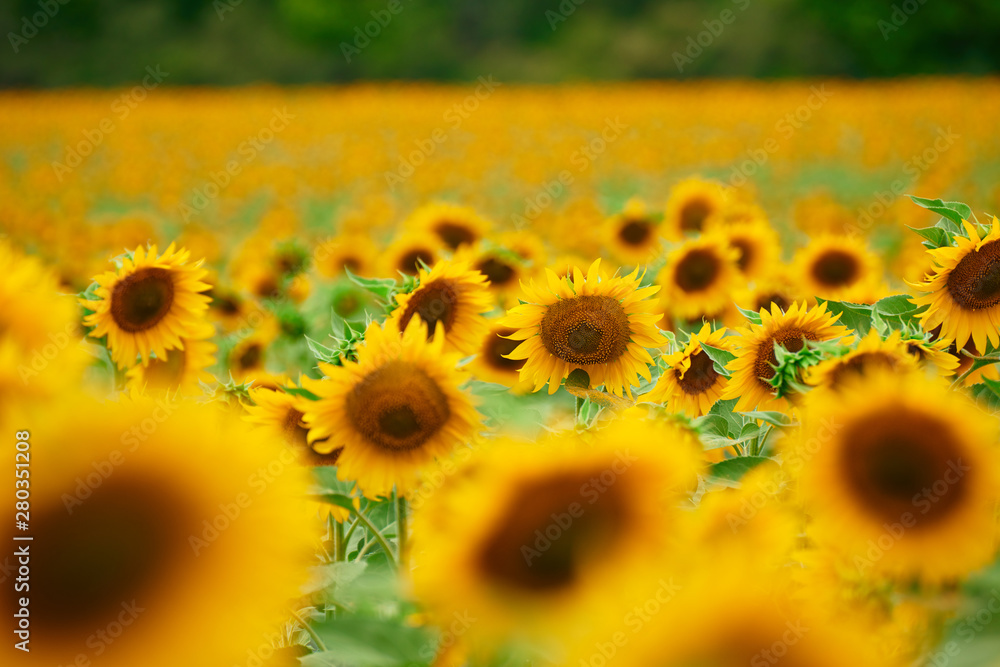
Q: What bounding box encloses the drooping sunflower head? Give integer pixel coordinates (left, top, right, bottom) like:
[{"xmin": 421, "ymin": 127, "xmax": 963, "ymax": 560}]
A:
[
  {"xmin": 381, "ymin": 232, "xmax": 446, "ymax": 277},
  {"xmin": 804, "ymin": 330, "xmax": 923, "ymax": 394},
  {"xmin": 410, "ymin": 420, "xmax": 700, "ymax": 645},
  {"xmin": 912, "ymin": 216, "xmax": 1000, "ymax": 352},
  {"xmin": 467, "ymin": 323, "xmax": 532, "ymax": 393},
  {"xmin": 642, "ymin": 322, "xmax": 732, "ymax": 417},
  {"xmin": 722, "ymin": 301, "xmax": 849, "ymax": 412},
  {"xmin": 0, "ymin": 395, "xmax": 315, "ymax": 667},
  {"xmin": 501, "ymin": 259, "xmax": 666, "ymax": 397},
  {"xmin": 663, "ymin": 177, "xmax": 727, "ymax": 238},
  {"xmin": 125, "ymin": 336, "xmax": 216, "ymax": 395},
  {"xmin": 314, "ymin": 233, "xmax": 378, "ymax": 278},
  {"xmin": 406, "ymin": 202, "xmax": 492, "ymax": 250},
  {"xmin": 82, "ymin": 244, "xmax": 214, "ymax": 369},
  {"xmin": 657, "ymin": 232, "xmax": 740, "ymax": 322},
  {"xmin": 388, "ymin": 259, "xmax": 493, "ymax": 354},
  {"xmin": 301, "ymin": 317, "xmax": 481, "ymax": 499},
  {"xmin": 792, "ymin": 370, "xmax": 1000, "ymax": 581},
  {"xmin": 793, "ymin": 234, "xmax": 884, "ymax": 303},
  {"xmin": 603, "ymin": 198, "xmax": 663, "ymax": 266}
]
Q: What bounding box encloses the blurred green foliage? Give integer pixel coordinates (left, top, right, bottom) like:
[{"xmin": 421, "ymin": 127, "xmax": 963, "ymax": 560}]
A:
[{"xmin": 3, "ymin": 0, "xmax": 1000, "ymax": 86}]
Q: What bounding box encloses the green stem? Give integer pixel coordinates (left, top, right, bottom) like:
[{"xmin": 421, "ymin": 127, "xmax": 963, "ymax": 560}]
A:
[
  {"xmin": 340, "ymin": 518, "xmax": 359, "ymax": 560},
  {"xmin": 396, "ymin": 495, "xmax": 408, "ymax": 568},
  {"xmin": 289, "ymin": 609, "xmax": 328, "ymax": 652},
  {"xmin": 348, "ymin": 506, "xmax": 397, "ymax": 569},
  {"xmin": 328, "ymin": 513, "xmax": 344, "ymax": 563}
]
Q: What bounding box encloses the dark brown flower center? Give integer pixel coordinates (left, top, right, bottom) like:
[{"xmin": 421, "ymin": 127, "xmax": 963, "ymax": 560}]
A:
[
  {"xmin": 111, "ymin": 267, "xmax": 175, "ymax": 332},
  {"xmin": 826, "ymin": 351, "xmax": 897, "ymax": 389},
  {"xmin": 477, "ymin": 469, "xmax": 628, "ymax": 592},
  {"xmin": 811, "ymin": 249, "xmax": 860, "ymax": 288},
  {"xmin": 675, "ymin": 249, "xmax": 721, "ymax": 292},
  {"xmin": 210, "ymin": 291, "xmax": 241, "ymax": 316},
  {"xmin": 539, "ymin": 295, "xmax": 631, "ymax": 365},
  {"xmin": 618, "ymin": 218, "xmax": 653, "ymax": 246},
  {"xmin": 434, "ymin": 221, "xmax": 477, "ymax": 249},
  {"xmin": 946, "ymin": 239, "xmax": 1000, "ymax": 310},
  {"xmin": 755, "ymin": 293, "xmax": 791, "ymax": 313},
  {"xmin": 753, "ymin": 326, "xmax": 818, "ymax": 385},
  {"xmin": 732, "ymin": 238, "xmax": 754, "ymax": 271},
  {"xmin": 399, "ymin": 249, "xmax": 435, "ymax": 275},
  {"xmin": 476, "ymin": 257, "xmax": 516, "ymax": 287},
  {"xmin": 236, "ymin": 343, "xmax": 263, "ymax": 371},
  {"xmin": 677, "ymin": 349, "xmax": 719, "ymax": 395},
  {"xmin": 346, "ymin": 361, "xmax": 451, "ymax": 451},
  {"xmin": 839, "ymin": 407, "xmax": 969, "ymax": 528},
  {"xmin": 398, "ymin": 280, "xmax": 458, "ymax": 338},
  {"xmin": 485, "ymin": 328, "xmax": 525, "ymax": 372},
  {"xmin": 680, "ymin": 198, "xmax": 711, "ymax": 232}
]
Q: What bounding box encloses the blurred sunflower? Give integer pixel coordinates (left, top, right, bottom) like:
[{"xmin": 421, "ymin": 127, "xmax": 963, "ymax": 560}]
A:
[
  {"xmin": 0, "ymin": 396, "xmax": 314, "ymax": 667},
  {"xmin": 722, "ymin": 301, "xmax": 849, "ymax": 411},
  {"xmin": 454, "ymin": 242, "xmax": 531, "ymax": 308},
  {"xmin": 315, "ymin": 233, "xmax": 378, "ymax": 278},
  {"xmin": 900, "ymin": 332, "xmax": 960, "ymax": 376},
  {"xmin": 406, "ymin": 202, "xmax": 491, "ymax": 250},
  {"xmin": 804, "ymin": 330, "xmax": 921, "ymax": 393},
  {"xmin": 467, "ymin": 323, "xmax": 532, "ymax": 393},
  {"xmin": 792, "ymin": 235, "xmax": 883, "ymax": 303},
  {"xmin": 912, "ymin": 217, "xmax": 1000, "ymax": 352},
  {"xmin": 125, "ymin": 336, "xmax": 216, "ymax": 395},
  {"xmin": 663, "ymin": 177, "xmax": 727, "ymax": 238},
  {"xmin": 657, "ymin": 233, "xmax": 740, "ymax": 322},
  {"xmin": 207, "ymin": 285, "xmax": 249, "ymax": 332},
  {"xmin": 714, "ymin": 216, "xmax": 781, "ymax": 279},
  {"xmin": 642, "ymin": 323, "xmax": 731, "ymax": 417},
  {"xmin": 388, "ymin": 259, "xmax": 493, "ymax": 355},
  {"xmin": 228, "ymin": 317, "xmax": 280, "ymax": 384},
  {"xmin": 735, "ymin": 266, "xmax": 800, "ymax": 315},
  {"xmin": 793, "ymin": 370, "xmax": 1000, "ymax": 581},
  {"xmin": 602, "ymin": 198, "xmax": 663, "ymax": 266},
  {"xmin": 301, "ymin": 318, "xmax": 481, "ymax": 499},
  {"xmin": 381, "ymin": 232, "xmax": 445, "ymax": 276},
  {"xmin": 501, "ymin": 259, "xmax": 665, "ymax": 397},
  {"xmin": 81, "ymin": 243, "xmax": 213, "ymax": 368}
]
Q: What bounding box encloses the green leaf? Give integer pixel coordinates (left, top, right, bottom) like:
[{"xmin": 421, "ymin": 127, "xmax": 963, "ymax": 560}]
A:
[
  {"xmin": 818, "ymin": 299, "xmax": 873, "ymax": 336},
  {"xmin": 736, "ymin": 305, "xmax": 763, "ymax": 324},
  {"xmin": 741, "ymin": 411, "xmax": 794, "ymax": 427},
  {"xmin": 700, "ymin": 343, "xmax": 736, "ymax": 377},
  {"xmin": 308, "ymin": 617, "xmax": 434, "ymax": 667},
  {"xmin": 906, "ymin": 225, "xmax": 951, "ymax": 250},
  {"xmin": 284, "ymin": 385, "xmax": 321, "ymax": 401},
  {"xmin": 707, "ymin": 398, "xmax": 746, "ymax": 438},
  {"xmin": 707, "ymin": 456, "xmax": 772, "ymax": 483},
  {"xmin": 873, "ymin": 294, "xmax": 925, "ymax": 331},
  {"xmin": 908, "ymin": 196, "xmax": 973, "ymax": 226},
  {"xmin": 306, "ymin": 335, "xmax": 341, "ymax": 364}
]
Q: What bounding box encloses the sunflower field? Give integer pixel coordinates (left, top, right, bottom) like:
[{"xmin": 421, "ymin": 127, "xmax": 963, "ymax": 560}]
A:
[{"xmin": 6, "ymin": 78, "xmax": 1000, "ymax": 667}]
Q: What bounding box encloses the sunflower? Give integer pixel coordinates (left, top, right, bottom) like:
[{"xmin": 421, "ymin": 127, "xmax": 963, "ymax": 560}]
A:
[
  {"xmin": 663, "ymin": 176, "xmax": 727, "ymax": 238},
  {"xmin": 381, "ymin": 232, "xmax": 445, "ymax": 277},
  {"xmin": 803, "ymin": 330, "xmax": 922, "ymax": 393},
  {"xmin": 125, "ymin": 336, "xmax": 216, "ymax": 395},
  {"xmin": 602, "ymin": 198, "xmax": 663, "ymax": 266},
  {"xmin": 406, "ymin": 202, "xmax": 492, "ymax": 250},
  {"xmin": 207, "ymin": 284, "xmax": 249, "ymax": 332},
  {"xmin": 734, "ymin": 266, "xmax": 801, "ymax": 315},
  {"xmin": 792, "ymin": 234, "xmax": 884, "ymax": 304},
  {"xmin": 81, "ymin": 243, "xmax": 213, "ymax": 369},
  {"xmin": 0, "ymin": 395, "xmax": 314, "ymax": 667},
  {"xmin": 387, "ymin": 259, "xmax": 493, "ymax": 355},
  {"xmin": 410, "ymin": 420, "xmax": 700, "ymax": 646},
  {"xmin": 900, "ymin": 331, "xmax": 960, "ymax": 377},
  {"xmin": 467, "ymin": 323, "xmax": 532, "ymax": 393},
  {"xmin": 911, "ymin": 216, "xmax": 1000, "ymax": 352},
  {"xmin": 722, "ymin": 301, "xmax": 849, "ymax": 411},
  {"xmin": 315, "ymin": 233, "xmax": 378, "ymax": 278},
  {"xmin": 454, "ymin": 241, "xmax": 531, "ymax": 308},
  {"xmin": 792, "ymin": 370, "xmax": 1000, "ymax": 581},
  {"xmin": 501, "ymin": 259, "xmax": 665, "ymax": 397},
  {"xmin": 301, "ymin": 318, "xmax": 481, "ymax": 500},
  {"xmin": 712, "ymin": 215, "xmax": 781, "ymax": 279},
  {"xmin": 228, "ymin": 317, "xmax": 280, "ymax": 384},
  {"xmin": 657, "ymin": 233, "xmax": 740, "ymax": 322},
  {"xmin": 642, "ymin": 323, "xmax": 731, "ymax": 417}
]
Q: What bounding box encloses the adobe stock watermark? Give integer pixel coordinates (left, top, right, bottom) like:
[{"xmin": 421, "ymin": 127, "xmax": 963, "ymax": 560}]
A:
[
  {"xmin": 341, "ymin": 0, "xmax": 412, "ymax": 62},
  {"xmin": 511, "ymin": 116, "xmax": 628, "ymax": 230},
  {"xmin": 54, "ymin": 600, "xmax": 145, "ymax": 666},
  {"xmin": 750, "ymin": 620, "xmax": 809, "ymax": 667},
  {"xmin": 673, "ymin": 0, "xmax": 751, "ymax": 73},
  {"xmin": 418, "ymin": 611, "xmax": 477, "ymax": 663},
  {"xmin": 8, "ymin": 0, "xmax": 71, "ymax": 53},
  {"xmin": 384, "ymin": 75, "xmax": 501, "ymax": 190},
  {"xmin": 51, "ymin": 65, "xmax": 169, "ymax": 182},
  {"xmin": 546, "ymin": 0, "xmax": 585, "ymax": 31},
  {"xmin": 177, "ymin": 107, "xmax": 295, "ymax": 223},
  {"xmin": 878, "ymin": 0, "xmax": 929, "ymax": 41}
]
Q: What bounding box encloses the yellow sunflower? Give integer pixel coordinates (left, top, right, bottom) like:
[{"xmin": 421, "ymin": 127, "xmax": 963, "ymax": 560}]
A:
[
  {"xmin": 300, "ymin": 318, "xmax": 481, "ymax": 500},
  {"xmin": 125, "ymin": 336, "xmax": 216, "ymax": 395},
  {"xmin": 381, "ymin": 232, "xmax": 446, "ymax": 277},
  {"xmin": 207, "ymin": 284, "xmax": 249, "ymax": 332},
  {"xmin": 81, "ymin": 243, "xmax": 213, "ymax": 369},
  {"xmin": 642, "ymin": 323, "xmax": 732, "ymax": 417},
  {"xmin": 734, "ymin": 265, "xmax": 801, "ymax": 315},
  {"xmin": 657, "ymin": 232, "xmax": 740, "ymax": 322},
  {"xmin": 315, "ymin": 233, "xmax": 378, "ymax": 278},
  {"xmin": 0, "ymin": 395, "xmax": 314, "ymax": 667},
  {"xmin": 405, "ymin": 202, "xmax": 492, "ymax": 250},
  {"xmin": 387, "ymin": 259, "xmax": 493, "ymax": 355},
  {"xmin": 453, "ymin": 242, "xmax": 531, "ymax": 308},
  {"xmin": 712, "ymin": 215, "xmax": 781, "ymax": 279},
  {"xmin": 803, "ymin": 330, "xmax": 922, "ymax": 393},
  {"xmin": 410, "ymin": 420, "xmax": 701, "ymax": 646},
  {"xmin": 663, "ymin": 176, "xmax": 727, "ymax": 238},
  {"xmin": 602, "ymin": 198, "xmax": 663, "ymax": 266},
  {"xmin": 501, "ymin": 259, "xmax": 665, "ymax": 397},
  {"xmin": 792, "ymin": 370, "xmax": 1000, "ymax": 581},
  {"xmin": 911, "ymin": 216, "xmax": 1000, "ymax": 352},
  {"xmin": 228, "ymin": 316, "xmax": 281, "ymax": 385},
  {"xmin": 792, "ymin": 234, "xmax": 884, "ymax": 303},
  {"xmin": 467, "ymin": 323, "xmax": 532, "ymax": 393},
  {"xmin": 722, "ymin": 301, "xmax": 849, "ymax": 411},
  {"xmin": 900, "ymin": 332, "xmax": 960, "ymax": 377}
]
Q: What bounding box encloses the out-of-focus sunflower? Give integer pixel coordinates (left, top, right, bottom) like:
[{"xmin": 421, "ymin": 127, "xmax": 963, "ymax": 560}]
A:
[
  {"xmin": 0, "ymin": 396, "xmax": 314, "ymax": 667},
  {"xmin": 381, "ymin": 232, "xmax": 445, "ymax": 277},
  {"xmin": 467, "ymin": 323, "xmax": 532, "ymax": 393},
  {"xmin": 900, "ymin": 331, "xmax": 960, "ymax": 377},
  {"xmin": 642, "ymin": 323, "xmax": 731, "ymax": 417},
  {"xmin": 911, "ymin": 217, "xmax": 1000, "ymax": 352},
  {"xmin": 657, "ymin": 233, "xmax": 740, "ymax": 322},
  {"xmin": 81, "ymin": 243, "xmax": 213, "ymax": 369},
  {"xmin": 454, "ymin": 242, "xmax": 531, "ymax": 308},
  {"xmin": 502, "ymin": 259, "xmax": 665, "ymax": 397},
  {"xmin": 663, "ymin": 176, "xmax": 727, "ymax": 238},
  {"xmin": 228, "ymin": 317, "xmax": 281, "ymax": 384},
  {"xmin": 792, "ymin": 234, "xmax": 883, "ymax": 303},
  {"xmin": 388, "ymin": 259, "xmax": 492, "ymax": 355},
  {"xmin": 734, "ymin": 266, "xmax": 800, "ymax": 315},
  {"xmin": 602, "ymin": 198, "xmax": 663, "ymax": 266},
  {"xmin": 713, "ymin": 216, "xmax": 781, "ymax": 279},
  {"xmin": 792, "ymin": 370, "xmax": 1000, "ymax": 581},
  {"xmin": 722, "ymin": 301, "xmax": 849, "ymax": 411},
  {"xmin": 410, "ymin": 420, "xmax": 700, "ymax": 646},
  {"xmin": 125, "ymin": 336, "xmax": 216, "ymax": 395},
  {"xmin": 315, "ymin": 233, "xmax": 378, "ymax": 278},
  {"xmin": 804, "ymin": 330, "xmax": 922, "ymax": 393},
  {"xmin": 207, "ymin": 285, "xmax": 249, "ymax": 332},
  {"xmin": 301, "ymin": 318, "xmax": 481, "ymax": 500},
  {"xmin": 406, "ymin": 202, "xmax": 492, "ymax": 250}
]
